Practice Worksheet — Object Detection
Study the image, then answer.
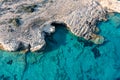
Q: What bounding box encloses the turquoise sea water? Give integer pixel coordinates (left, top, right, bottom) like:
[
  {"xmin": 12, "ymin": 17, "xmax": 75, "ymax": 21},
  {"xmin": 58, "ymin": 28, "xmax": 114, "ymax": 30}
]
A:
[{"xmin": 0, "ymin": 13, "xmax": 120, "ymax": 80}]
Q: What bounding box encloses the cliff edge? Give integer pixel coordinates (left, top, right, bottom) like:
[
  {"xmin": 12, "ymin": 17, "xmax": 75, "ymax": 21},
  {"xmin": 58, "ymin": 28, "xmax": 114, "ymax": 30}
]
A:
[{"xmin": 0, "ymin": 0, "xmax": 119, "ymax": 52}]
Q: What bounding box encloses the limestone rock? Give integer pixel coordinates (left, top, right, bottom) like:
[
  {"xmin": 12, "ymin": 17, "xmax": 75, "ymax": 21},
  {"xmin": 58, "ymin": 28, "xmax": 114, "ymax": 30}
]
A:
[
  {"xmin": 0, "ymin": 0, "xmax": 119, "ymax": 52},
  {"xmin": 98, "ymin": 0, "xmax": 120, "ymax": 13},
  {"xmin": 90, "ymin": 33, "xmax": 104, "ymax": 44}
]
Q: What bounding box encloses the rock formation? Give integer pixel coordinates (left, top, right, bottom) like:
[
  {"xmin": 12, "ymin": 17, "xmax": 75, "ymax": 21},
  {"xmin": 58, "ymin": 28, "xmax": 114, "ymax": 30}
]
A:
[
  {"xmin": 0, "ymin": 0, "xmax": 119, "ymax": 52},
  {"xmin": 98, "ymin": 0, "xmax": 120, "ymax": 13}
]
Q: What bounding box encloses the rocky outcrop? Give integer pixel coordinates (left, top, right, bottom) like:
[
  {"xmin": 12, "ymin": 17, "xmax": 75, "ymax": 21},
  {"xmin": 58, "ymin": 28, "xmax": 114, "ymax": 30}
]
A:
[
  {"xmin": 98, "ymin": 0, "xmax": 120, "ymax": 13},
  {"xmin": 0, "ymin": 0, "xmax": 119, "ymax": 52},
  {"xmin": 63, "ymin": 1, "xmax": 106, "ymax": 44}
]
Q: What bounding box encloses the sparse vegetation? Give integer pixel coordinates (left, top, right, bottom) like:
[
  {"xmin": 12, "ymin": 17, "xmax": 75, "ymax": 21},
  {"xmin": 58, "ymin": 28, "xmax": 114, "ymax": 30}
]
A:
[
  {"xmin": 8, "ymin": 18, "xmax": 21, "ymax": 27},
  {"xmin": 17, "ymin": 4, "xmax": 37, "ymax": 13}
]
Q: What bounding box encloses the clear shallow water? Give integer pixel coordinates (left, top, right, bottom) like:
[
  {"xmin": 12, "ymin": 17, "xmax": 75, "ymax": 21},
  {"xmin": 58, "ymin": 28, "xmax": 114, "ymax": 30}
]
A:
[{"xmin": 0, "ymin": 13, "xmax": 120, "ymax": 80}]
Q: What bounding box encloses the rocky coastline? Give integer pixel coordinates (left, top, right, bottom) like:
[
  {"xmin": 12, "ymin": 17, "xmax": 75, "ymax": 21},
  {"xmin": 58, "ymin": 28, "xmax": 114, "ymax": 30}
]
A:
[{"xmin": 0, "ymin": 0, "xmax": 119, "ymax": 52}]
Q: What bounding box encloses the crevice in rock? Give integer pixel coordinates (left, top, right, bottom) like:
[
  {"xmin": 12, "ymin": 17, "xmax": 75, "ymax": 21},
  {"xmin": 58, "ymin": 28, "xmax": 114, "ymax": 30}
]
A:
[
  {"xmin": 51, "ymin": 21, "xmax": 67, "ymax": 27},
  {"xmin": 16, "ymin": 42, "xmax": 26, "ymax": 51}
]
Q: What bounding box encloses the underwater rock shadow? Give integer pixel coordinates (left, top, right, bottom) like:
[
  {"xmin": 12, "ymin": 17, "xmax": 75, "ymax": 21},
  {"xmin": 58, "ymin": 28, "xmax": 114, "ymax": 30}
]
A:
[
  {"xmin": 77, "ymin": 37, "xmax": 94, "ymax": 47},
  {"xmin": 44, "ymin": 22, "xmax": 68, "ymax": 52}
]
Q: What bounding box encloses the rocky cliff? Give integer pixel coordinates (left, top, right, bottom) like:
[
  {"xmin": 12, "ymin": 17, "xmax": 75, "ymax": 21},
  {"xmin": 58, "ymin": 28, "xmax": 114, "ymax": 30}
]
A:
[{"xmin": 0, "ymin": 0, "xmax": 119, "ymax": 52}]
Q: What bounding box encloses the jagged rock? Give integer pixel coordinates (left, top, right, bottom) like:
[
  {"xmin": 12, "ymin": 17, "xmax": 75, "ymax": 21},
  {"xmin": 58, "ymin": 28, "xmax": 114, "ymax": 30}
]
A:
[{"xmin": 0, "ymin": 0, "xmax": 119, "ymax": 52}]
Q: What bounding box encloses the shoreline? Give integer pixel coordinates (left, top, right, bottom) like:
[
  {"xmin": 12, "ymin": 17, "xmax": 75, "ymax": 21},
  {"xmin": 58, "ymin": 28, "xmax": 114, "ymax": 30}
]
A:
[{"xmin": 0, "ymin": 0, "xmax": 119, "ymax": 52}]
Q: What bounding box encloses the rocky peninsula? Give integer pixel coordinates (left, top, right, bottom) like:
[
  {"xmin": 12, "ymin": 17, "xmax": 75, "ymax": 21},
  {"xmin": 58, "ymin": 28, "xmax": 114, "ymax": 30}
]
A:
[{"xmin": 0, "ymin": 0, "xmax": 119, "ymax": 52}]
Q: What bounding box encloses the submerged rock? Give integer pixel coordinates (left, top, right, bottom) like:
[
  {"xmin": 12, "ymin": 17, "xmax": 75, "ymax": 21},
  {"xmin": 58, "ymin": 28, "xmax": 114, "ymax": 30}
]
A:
[
  {"xmin": 90, "ymin": 33, "xmax": 105, "ymax": 44},
  {"xmin": 7, "ymin": 59, "xmax": 13, "ymax": 65},
  {"xmin": 0, "ymin": 0, "xmax": 119, "ymax": 52},
  {"xmin": 92, "ymin": 47, "xmax": 101, "ymax": 59}
]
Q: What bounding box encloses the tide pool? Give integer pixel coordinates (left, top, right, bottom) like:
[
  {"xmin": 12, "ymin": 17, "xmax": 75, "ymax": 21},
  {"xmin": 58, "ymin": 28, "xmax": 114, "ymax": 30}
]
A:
[{"xmin": 0, "ymin": 13, "xmax": 120, "ymax": 80}]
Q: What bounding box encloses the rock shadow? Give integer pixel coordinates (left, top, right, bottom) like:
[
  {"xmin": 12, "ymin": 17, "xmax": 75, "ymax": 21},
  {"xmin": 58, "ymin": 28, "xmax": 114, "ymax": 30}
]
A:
[{"xmin": 77, "ymin": 37, "xmax": 94, "ymax": 47}]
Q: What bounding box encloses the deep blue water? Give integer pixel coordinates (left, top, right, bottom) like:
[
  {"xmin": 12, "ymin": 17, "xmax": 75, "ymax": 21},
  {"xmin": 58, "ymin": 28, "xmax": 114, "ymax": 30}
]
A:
[{"xmin": 0, "ymin": 13, "xmax": 120, "ymax": 80}]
